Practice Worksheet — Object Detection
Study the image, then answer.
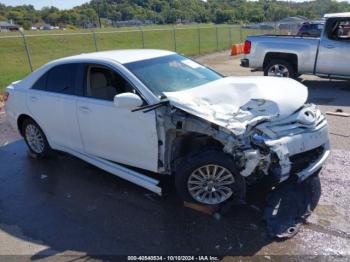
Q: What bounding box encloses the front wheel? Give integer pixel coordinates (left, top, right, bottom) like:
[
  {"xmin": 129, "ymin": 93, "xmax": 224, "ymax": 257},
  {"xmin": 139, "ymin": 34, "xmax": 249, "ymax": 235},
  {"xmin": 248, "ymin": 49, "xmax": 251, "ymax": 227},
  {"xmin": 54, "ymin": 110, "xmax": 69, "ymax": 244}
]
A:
[
  {"xmin": 264, "ymin": 59, "xmax": 296, "ymax": 78},
  {"xmin": 175, "ymin": 151, "xmax": 245, "ymax": 206}
]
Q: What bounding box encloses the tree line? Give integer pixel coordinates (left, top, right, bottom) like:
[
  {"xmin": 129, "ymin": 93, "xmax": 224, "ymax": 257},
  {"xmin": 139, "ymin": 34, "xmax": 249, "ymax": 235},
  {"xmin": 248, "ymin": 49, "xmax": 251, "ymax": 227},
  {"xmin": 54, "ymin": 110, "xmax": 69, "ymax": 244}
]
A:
[{"xmin": 1, "ymin": 0, "xmax": 350, "ymax": 30}]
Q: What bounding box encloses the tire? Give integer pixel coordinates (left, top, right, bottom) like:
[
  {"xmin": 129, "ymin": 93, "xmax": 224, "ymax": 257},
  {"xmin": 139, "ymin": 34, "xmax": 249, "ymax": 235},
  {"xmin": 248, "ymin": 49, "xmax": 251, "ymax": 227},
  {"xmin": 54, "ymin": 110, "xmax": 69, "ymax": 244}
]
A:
[
  {"xmin": 175, "ymin": 150, "xmax": 245, "ymax": 206},
  {"xmin": 22, "ymin": 118, "xmax": 52, "ymax": 158},
  {"xmin": 264, "ymin": 59, "xmax": 296, "ymax": 78}
]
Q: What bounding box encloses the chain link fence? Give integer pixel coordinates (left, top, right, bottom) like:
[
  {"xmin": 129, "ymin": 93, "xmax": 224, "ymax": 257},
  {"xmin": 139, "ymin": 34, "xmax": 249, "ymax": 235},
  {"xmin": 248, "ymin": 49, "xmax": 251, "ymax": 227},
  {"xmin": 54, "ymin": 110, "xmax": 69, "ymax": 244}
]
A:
[{"xmin": 0, "ymin": 25, "xmax": 279, "ymax": 91}]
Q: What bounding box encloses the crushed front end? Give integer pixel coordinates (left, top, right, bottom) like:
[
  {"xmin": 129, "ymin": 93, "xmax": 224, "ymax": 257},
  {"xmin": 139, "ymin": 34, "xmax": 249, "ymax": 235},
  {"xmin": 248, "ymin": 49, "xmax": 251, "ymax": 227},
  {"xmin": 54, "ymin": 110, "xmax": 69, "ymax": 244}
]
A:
[{"xmin": 233, "ymin": 104, "xmax": 330, "ymax": 185}]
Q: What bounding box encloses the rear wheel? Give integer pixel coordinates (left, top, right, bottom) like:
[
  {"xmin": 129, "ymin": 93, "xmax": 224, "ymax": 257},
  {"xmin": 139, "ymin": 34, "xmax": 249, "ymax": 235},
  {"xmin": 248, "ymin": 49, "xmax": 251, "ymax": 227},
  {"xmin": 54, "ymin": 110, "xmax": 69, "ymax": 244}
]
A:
[
  {"xmin": 22, "ymin": 118, "xmax": 52, "ymax": 158},
  {"xmin": 175, "ymin": 151, "xmax": 245, "ymax": 206},
  {"xmin": 264, "ymin": 59, "xmax": 296, "ymax": 78}
]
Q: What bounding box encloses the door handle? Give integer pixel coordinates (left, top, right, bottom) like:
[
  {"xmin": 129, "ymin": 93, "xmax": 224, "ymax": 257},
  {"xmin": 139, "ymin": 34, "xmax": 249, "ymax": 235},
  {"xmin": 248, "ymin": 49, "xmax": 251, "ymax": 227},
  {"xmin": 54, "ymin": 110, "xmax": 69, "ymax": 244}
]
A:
[
  {"xmin": 326, "ymin": 45, "xmax": 335, "ymax": 49},
  {"xmin": 30, "ymin": 96, "xmax": 38, "ymax": 102},
  {"xmin": 79, "ymin": 106, "xmax": 91, "ymax": 113}
]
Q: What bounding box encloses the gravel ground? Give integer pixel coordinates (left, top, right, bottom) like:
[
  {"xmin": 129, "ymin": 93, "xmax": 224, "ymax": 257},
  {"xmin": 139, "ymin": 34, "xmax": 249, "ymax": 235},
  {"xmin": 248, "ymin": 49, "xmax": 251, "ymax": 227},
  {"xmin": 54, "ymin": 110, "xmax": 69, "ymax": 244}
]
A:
[
  {"xmin": 0, "ymin": 51, "xmax": 349, "ymax": 259},
  {"xmin": 0, "ymin": 110, "xmax": 20, "ymax": 147}
]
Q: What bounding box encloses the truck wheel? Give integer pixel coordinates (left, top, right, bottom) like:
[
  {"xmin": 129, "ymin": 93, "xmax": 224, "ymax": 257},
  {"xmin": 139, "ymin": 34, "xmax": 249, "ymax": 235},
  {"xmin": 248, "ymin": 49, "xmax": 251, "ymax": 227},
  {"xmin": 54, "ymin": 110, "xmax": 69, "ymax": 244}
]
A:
[
  {"xmin": 175, "ymin": 150, "xmax": 245, "ymax": 206},
  {"xmin": 22, "ymin": 118, "xmax": 52, "ymax": 158},
  {"xmin": 264, "ymin": 59, "xmax": 296, "ymax": 78}
]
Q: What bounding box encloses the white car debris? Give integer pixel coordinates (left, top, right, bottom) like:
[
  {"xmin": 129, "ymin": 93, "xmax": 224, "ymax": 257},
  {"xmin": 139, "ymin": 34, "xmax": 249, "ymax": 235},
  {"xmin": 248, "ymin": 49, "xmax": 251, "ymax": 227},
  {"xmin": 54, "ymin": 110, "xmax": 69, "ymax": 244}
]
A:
[{"xmin": 4, "ymin": 49, "xmax": 330, "ymax": 206}]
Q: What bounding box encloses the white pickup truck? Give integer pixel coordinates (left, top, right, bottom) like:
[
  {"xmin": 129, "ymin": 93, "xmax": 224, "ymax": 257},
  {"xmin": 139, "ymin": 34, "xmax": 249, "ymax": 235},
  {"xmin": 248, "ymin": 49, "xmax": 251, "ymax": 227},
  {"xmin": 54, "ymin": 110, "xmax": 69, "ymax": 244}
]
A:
[{"xmin": 241, "ymin": 12, "xmax": 350, "ymax": 79}]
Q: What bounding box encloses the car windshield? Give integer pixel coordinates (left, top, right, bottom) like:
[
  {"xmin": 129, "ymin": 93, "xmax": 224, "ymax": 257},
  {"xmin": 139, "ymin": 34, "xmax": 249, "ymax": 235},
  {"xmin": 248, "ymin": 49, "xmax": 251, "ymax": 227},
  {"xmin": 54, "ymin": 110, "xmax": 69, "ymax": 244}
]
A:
[{"xmin": 124, "ymin": 54, "xmax": 222, "ymax": 98}]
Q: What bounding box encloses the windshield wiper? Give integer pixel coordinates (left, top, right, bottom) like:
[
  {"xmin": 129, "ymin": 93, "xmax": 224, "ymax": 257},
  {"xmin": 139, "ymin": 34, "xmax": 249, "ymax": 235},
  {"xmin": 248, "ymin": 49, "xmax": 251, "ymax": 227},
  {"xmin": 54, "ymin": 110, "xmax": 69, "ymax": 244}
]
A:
[{"xmin": 131, "ymin": 100, "xmax": 169, "ymax": 113}]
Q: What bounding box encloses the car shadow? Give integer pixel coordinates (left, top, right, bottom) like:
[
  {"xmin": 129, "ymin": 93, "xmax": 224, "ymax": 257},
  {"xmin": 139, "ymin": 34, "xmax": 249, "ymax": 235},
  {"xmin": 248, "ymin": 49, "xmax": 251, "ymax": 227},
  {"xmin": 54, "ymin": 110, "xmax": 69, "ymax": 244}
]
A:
[
  {"xmin": 0, "ymin": 140, "xmax": 275, "ymax": 259},
  {"xmin": 301, "ymin": 79, "xmax": 350, "ymax": 107}
]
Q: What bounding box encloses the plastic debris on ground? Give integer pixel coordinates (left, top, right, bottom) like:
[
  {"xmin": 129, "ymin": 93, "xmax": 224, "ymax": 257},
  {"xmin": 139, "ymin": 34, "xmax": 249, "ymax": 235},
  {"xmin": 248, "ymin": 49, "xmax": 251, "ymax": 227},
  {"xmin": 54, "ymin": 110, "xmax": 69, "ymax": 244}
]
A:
[{"xmin": 263, "ymin": 173, "xmax": 321, "ymax": 238}]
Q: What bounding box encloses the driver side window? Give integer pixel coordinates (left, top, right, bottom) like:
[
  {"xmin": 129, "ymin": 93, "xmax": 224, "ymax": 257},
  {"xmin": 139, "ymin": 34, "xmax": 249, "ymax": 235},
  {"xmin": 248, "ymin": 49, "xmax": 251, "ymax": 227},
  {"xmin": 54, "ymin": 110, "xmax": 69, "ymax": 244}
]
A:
[
  {"xmin": 330, "ymin": 19, "xmax": 350, "ymax": 41},
  {"xmin": 85, "ymin": 65, "xmax": 135, "ymax": 101}
]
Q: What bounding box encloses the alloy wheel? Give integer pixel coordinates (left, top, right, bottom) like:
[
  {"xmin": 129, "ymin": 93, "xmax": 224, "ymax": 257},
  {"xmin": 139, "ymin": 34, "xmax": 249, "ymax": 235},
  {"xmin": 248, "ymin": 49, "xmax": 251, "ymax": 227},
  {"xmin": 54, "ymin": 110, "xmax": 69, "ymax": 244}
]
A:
[
  {"xmin": 267, "ymin": 64, "xmax": 290, "ymax": 77},
  {"xmin": 25, "ymin": 124, "xmax": 45, "ymax": 154},
  {"xmin": 187, "ymin": 164, "xmax": 235, "ymax": 205}
]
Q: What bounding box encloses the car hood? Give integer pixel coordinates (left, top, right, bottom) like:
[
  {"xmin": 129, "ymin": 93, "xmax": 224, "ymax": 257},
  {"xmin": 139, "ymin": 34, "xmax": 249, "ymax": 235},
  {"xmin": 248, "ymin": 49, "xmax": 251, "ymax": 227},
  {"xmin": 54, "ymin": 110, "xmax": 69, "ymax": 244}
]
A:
[{"xmin": 164, "ymin": 76, "xmax": 308, "ymax": 134}]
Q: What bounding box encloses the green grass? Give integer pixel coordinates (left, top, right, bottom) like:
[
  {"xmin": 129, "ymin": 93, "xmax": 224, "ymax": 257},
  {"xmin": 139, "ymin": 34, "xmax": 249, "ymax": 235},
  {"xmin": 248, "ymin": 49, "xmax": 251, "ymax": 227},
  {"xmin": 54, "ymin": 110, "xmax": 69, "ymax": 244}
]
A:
[{"xmin": 0, "ymin": 24, "xmax": 270, "ymax": 92}]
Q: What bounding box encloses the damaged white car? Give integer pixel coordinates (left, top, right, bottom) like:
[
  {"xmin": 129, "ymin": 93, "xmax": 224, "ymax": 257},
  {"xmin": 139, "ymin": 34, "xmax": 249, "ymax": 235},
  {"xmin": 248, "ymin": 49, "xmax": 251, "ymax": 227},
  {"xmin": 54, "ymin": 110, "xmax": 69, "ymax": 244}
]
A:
[{"xmin": 5, "ymin": 50, "xmax": 330, "ymax": 206}]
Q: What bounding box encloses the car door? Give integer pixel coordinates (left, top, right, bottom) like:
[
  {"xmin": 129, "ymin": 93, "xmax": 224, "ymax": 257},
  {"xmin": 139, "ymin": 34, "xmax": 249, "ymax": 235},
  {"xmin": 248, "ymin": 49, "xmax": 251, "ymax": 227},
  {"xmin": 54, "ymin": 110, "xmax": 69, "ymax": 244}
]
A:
[
  {"xmin": 76, "ymin": 63, "xmax": 159, "ymax": 172},
  {"xmin": 316, "ymin": 18, "xmax": 350, "ymax": 77},
  {"xmin": 27, "ymin": 63, "xmax": 84, "ymax": 152}
]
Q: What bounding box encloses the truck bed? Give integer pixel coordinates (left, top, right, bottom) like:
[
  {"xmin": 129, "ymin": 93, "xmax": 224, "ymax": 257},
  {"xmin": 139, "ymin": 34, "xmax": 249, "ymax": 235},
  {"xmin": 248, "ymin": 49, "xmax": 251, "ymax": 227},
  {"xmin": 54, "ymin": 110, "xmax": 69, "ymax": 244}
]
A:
[
  {"xmin": 258, "ymin": 34, "xmax": 320, "ymax": 39},
  {"xmin": 244, "ymin": 35, "xmax": 320, "ymax": 73}
]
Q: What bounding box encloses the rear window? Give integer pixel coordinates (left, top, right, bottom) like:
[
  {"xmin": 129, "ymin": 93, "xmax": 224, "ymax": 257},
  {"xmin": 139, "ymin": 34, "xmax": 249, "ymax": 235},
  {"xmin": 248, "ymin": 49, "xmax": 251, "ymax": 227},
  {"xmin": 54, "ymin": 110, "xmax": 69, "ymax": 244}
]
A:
[
  {"xmin": 46, "ymin": 64, "xmax": 79, "ymax": 95},
  {"xmin": 32, "ymin": 73, "xmax": 48, "ymax": 91}
]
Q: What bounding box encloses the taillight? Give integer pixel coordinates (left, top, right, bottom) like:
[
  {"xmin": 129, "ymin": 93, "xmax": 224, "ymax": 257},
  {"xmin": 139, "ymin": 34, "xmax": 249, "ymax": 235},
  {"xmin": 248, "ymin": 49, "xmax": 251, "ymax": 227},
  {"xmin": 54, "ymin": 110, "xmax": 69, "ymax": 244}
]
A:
[
  {"xmin": 3, "ymin": 92, "xmax": 9, "ymax": 103},
  {"xmin": 243, "ymin": 40, "xmax": 251, "ymax": 54}
]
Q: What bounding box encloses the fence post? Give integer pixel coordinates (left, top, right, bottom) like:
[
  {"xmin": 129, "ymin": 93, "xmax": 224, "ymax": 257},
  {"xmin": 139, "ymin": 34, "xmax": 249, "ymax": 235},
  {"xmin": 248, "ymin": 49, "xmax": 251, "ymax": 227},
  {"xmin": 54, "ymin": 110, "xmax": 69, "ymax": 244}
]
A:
[
  {"xmin": 228, "ymin": 25, "xmax": 232, "ymax": 47},
  {"xmin": 239, "ymin": 25, "xmax": 243, "ymax": 43},
  {"xmin": 216, "ymin": 25, "xmax": 219, "ymax": 50},
  {"xmin": 173, "ymin": 25, "xmax": 177, "ymax": 52},
  {"xmin": 19, "ymin": 30, "xmax": 33, "ymax": 72},
  {"xmin": 274, "ymin": 22, "xmax": 277, "ymax": 34},
  {"xmin": 92, "ymin": 30, "xmax": 98, "ymax": 51},
  {"xmin": 139, "ymin": 26, "xmax": 145, "ymax": 48},
  {"xmin": 197, "ymin": 25, "xmax": 201, "ymax": 55}
]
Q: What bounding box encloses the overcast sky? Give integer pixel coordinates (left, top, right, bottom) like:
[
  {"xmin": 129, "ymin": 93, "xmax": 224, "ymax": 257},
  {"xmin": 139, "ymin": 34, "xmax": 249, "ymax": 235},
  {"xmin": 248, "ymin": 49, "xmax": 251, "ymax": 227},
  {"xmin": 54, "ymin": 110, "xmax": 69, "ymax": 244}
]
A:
[{"xmin": 0, "ymin": 0, "xmax": 349, "ymax": 10}]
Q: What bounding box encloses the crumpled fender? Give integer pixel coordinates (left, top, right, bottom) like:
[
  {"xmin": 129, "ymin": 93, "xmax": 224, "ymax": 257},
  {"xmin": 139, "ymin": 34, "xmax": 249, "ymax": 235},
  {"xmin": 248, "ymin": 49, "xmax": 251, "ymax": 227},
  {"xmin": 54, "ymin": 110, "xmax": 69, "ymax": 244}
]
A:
[{"xmin": 165, "ymin": 76, "xmax": 308, "ymax": 135}]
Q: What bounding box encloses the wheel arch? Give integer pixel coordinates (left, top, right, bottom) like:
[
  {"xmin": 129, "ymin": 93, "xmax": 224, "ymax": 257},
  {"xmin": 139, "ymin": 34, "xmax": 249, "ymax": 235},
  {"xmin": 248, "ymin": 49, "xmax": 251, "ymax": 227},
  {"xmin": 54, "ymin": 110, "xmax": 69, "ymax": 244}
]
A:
[
  {"xmin": 17, "ymin": 114, "xmax": 36, "ymax": 137},
  {"xmin": 263, "ymin": 52, "xmax": 298, "ymax": 73},
  {"xmin": 17, "ymin": 114, "xmax": 49, "ymax": 144},
  {"xmin": 174, "ymin": 149, "xmax": 246, "ymax": 205},
  {"xmin": 18, "ymin": 114, "xmax": 53, "ymax": 156},
  {"xmin": 169, "ymin": 132, "xmax": 224, "ymax": 171}
]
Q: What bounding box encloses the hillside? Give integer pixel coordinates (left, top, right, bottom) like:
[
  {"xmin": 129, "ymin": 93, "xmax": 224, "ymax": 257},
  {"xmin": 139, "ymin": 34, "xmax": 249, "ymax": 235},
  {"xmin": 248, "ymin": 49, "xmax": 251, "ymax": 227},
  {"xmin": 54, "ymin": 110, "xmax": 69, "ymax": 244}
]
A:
[{"xmin": 1, "ymin": 0, "xmax": 350, "ymax": 29}]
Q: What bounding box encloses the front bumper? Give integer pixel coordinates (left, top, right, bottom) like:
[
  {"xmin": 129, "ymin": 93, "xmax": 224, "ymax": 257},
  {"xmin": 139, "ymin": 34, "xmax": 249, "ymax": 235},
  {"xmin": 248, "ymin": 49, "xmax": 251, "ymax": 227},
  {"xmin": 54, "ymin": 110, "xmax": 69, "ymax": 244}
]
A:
[
  {"xmin": 294, "ymin": 144, "xmax": 330, "ymax": 182},
  {"xmin": 240, "ymin": 58, "xmax": 249, "ymax": 67},
  {"xmin": 265, "ymin": 123, "xmax": 330, "ymax": 182}
]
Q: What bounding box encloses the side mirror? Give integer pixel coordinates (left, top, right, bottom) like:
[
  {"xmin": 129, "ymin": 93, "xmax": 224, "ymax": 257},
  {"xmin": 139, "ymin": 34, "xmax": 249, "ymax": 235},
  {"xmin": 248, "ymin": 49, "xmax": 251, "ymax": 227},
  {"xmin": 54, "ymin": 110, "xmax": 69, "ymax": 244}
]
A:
[{"xmin": 113, "ymin": 93, "xmax": 143, "ymax": 109}]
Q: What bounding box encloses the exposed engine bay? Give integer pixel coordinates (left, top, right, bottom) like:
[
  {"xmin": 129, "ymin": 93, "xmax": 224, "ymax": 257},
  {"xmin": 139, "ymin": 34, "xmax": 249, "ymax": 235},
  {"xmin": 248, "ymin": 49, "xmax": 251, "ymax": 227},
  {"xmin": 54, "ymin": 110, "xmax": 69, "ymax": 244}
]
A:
[{"xmin": 157, "ymin": 77, "xmax": 330, "ymax": 186}]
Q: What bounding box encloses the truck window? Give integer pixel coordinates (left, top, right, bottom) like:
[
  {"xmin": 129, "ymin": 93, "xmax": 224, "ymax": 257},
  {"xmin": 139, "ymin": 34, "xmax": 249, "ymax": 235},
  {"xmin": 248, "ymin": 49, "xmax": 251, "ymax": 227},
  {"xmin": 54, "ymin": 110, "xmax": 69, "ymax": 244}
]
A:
[{"xmin": 330, "ymin": 20, "xmax": 350, "ymax": 41}]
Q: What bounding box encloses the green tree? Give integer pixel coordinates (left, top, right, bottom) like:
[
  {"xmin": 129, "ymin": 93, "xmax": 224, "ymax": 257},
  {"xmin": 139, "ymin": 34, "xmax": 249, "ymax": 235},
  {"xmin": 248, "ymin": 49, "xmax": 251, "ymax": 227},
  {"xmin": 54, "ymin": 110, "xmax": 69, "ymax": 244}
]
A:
[
  {"xmin": 1, "ymin": 0, "xmax": 350, "ymax": 28},
  {"xmin": 215, "ymin": 9, "xmax": 235, "ymax": 24}
]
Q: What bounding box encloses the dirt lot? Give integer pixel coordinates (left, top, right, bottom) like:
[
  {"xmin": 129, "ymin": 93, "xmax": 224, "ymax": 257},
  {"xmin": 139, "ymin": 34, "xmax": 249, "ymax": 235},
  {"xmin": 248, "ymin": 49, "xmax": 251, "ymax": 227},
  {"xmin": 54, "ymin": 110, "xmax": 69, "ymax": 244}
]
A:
[{"xmin": 0, "ymin": 51, "xmax": 349, "ymax": 260}]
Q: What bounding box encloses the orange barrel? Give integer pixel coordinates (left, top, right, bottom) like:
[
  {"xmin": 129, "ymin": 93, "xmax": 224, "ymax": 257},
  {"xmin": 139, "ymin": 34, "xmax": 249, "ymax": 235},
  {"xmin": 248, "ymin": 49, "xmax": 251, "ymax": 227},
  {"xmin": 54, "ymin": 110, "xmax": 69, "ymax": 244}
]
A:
[{"xmin": 230, "ymin": 44, "xmax": 240, "ymax": 56}]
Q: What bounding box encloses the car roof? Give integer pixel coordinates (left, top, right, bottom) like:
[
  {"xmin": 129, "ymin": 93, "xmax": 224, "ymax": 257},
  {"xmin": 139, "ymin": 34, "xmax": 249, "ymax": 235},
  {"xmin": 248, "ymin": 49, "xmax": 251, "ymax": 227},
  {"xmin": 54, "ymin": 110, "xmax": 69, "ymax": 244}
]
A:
[
  {"xmin": 58, "ymin": 49, "xmax": 176, "ymax": 65},
  {"xmin": 324, "ymin": 12, "xmax": 350, "ymax": 18}
]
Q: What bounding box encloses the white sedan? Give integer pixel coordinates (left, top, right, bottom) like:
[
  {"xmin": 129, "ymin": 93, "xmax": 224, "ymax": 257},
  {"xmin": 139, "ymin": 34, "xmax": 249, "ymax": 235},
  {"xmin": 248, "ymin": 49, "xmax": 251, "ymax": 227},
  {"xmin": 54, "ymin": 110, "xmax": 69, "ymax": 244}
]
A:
[{"xmin": 4, "ymin": 49, "xmax": 330, "ymax": 206}]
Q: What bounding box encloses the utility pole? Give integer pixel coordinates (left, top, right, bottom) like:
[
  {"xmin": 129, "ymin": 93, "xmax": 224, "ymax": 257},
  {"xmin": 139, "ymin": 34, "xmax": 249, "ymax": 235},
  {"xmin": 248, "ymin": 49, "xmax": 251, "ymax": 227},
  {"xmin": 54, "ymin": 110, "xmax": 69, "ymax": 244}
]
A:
[{"xmin": 97, "ymin": 0, "xmax": 102, "ymax": 28}]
